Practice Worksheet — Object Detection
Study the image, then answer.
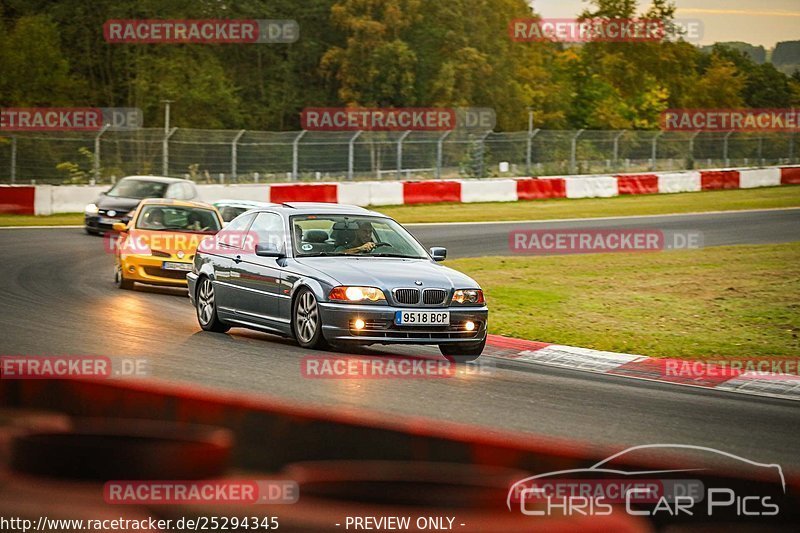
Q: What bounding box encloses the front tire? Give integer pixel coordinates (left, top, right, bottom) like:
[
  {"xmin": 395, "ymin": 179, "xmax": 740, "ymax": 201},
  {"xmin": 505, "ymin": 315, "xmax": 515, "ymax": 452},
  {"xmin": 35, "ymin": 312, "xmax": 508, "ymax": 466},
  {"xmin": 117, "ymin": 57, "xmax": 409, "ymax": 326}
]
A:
[
  {"xmin": 196, "ymin": 277, "xmax": 230, "ymax": 333},
  {"xmin": 439, "ymin": 337, "xmax": 486, "ymax": 363},
  {"xmin": 293, "ymin": 288, "xmax": 329, "ymax": 349},
  {"xmin": 115, "ymin": 265, "xmax": 134, "ymax": 290}
]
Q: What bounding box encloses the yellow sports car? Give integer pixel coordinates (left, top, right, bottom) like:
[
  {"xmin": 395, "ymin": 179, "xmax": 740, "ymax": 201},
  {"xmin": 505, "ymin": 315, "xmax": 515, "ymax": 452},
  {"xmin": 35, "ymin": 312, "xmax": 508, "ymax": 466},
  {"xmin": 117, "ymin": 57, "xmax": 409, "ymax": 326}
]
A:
[{"xmin": 113, "ymin": 199, "xmax": 223, "ymax": 289}]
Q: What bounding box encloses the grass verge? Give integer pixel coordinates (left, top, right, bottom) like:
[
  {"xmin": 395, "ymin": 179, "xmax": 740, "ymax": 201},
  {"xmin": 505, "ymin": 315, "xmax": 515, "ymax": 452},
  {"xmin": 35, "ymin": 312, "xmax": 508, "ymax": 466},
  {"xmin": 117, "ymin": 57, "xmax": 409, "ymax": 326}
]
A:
[
  {"xmin": 0, "ymin": 213, "xmax": 83, "ymax": 227},
  {"xmin": 378, "ymin": 185, "xmax": 800, "ymax": 223},
  {"xmin": 448, "ymin": 242, "xmax": 800, "ymax": 359}
]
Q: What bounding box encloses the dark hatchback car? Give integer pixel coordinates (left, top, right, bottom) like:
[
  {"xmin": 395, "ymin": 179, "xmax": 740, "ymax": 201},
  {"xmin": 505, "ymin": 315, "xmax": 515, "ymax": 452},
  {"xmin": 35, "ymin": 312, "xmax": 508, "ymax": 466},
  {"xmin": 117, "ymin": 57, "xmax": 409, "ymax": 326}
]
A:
[
  {"xmin": 187, "ymin": 203, "xmax": 488, "ymax": 361},
  {"xmin": 84, "ymin": 175, "xmax": 199, "ymax": 234}
]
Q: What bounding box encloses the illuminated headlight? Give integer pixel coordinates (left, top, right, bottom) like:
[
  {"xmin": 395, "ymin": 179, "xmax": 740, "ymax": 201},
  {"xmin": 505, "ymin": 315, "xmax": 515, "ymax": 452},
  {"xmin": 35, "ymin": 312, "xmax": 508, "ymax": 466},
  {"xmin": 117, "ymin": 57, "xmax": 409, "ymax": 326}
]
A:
[
  {"xmin": 354, "ymin": 318, "xmax": 366, "ymax": 330},
  {"xmin": 451, "ymin": 289, "xmax": 485, "ymax": 305},
  {"xmin": 84, "ymin": 203, "xmax": 99, "ymax": 215},
  {"xmin": 464, "ymin": 321, "xmax": 476, "ymax": 331},
  {"xmin": 329, "ymin": 286, "xmax": 386, "ymax": 302}
]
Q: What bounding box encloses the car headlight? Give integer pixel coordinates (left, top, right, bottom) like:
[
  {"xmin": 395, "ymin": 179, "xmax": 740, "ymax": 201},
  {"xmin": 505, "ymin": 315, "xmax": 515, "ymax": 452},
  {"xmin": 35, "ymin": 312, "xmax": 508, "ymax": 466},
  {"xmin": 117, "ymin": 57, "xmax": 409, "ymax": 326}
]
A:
[
  {"xmin": 85, "ymin": 203, "xmax": 99, "ymax": 215},
  {"xmin": 451, "ymin": 289, "xmax": 485, "ymax": 305},
  {"xmin": 329, "ymin": 286, "xmax": 386, "ymax": 302}
]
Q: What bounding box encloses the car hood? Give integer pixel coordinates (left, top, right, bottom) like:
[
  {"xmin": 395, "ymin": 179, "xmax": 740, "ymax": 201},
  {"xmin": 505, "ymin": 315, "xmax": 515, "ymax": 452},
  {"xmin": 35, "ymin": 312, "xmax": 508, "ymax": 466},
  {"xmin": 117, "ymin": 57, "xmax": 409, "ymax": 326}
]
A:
[
  {"xmin": 123, "ymin": 229, "xmax": 213, "ymax": 255},
  {"xmin": 294, "ymin": 257, "xmax": 480, "ymax": 290},
  {"xmin": 96, "ymin": 195, "xmax": 141, "ymax": 212}
]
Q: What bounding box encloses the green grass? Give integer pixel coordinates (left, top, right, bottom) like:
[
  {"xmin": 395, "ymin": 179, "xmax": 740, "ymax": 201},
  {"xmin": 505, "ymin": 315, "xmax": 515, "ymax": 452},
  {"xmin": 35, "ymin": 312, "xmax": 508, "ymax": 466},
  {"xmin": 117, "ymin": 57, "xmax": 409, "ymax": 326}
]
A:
[
  {"xmin": 0, "ymin": 213, "xmax": 83, "ymax": 226},
  {"xmin": 377, "ymin": 185, "xmax": 800, "ymax": 223},
  {"xmin": 448, "ymin": 242, "xmax": 800, "ymax": 359}
]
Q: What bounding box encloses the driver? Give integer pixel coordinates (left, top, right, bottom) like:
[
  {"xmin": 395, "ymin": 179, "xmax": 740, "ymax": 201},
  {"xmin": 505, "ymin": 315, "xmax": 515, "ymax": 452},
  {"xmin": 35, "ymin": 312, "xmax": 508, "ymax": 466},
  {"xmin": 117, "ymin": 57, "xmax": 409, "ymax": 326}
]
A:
[
  {"xmin": 147, "ymin": 209, "xmax": 165, "ymax": 228},
  {"xmin": 337, "ymin": 220, "xmax": 376, "ymax": 254},
  {"xmin": 186, "ymin": 211, "xmax": 203, "ymax": 231}
]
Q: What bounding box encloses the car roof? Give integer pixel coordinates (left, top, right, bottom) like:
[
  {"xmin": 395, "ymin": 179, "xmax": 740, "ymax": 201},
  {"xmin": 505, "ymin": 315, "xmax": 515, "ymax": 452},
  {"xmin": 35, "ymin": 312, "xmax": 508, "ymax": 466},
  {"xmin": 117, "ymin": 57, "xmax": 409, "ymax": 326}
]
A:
[
  {"xmin": 251, "ymin": 202, "xmax": 385, "ymax": 217},
  {"xmin": 119, "ymin": 175, "xmax": 192, "ymax": 184},
  {"xmin": 138, "ymin": 198, "xmax": 217, "ymax": 209},
  {"xmin": 213, "ymin": 199, "xmax": 278, "ymax": 208}
]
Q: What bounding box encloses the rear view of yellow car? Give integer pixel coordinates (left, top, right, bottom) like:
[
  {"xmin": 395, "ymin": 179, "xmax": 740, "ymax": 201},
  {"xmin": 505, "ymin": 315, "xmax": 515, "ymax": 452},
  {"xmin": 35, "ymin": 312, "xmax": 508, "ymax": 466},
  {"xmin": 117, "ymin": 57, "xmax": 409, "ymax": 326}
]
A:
[{"xmin": 113, "ymin": 199, "xmax": 223, "ymax": 290}]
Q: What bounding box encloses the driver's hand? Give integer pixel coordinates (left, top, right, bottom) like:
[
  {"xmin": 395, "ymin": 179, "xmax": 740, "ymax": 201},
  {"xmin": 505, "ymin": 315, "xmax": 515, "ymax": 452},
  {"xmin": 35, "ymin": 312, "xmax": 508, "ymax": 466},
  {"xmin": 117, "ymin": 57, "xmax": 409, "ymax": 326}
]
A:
[{"xmin": 358, "ymin": 242, "xmax": 377, "ymax": 252}]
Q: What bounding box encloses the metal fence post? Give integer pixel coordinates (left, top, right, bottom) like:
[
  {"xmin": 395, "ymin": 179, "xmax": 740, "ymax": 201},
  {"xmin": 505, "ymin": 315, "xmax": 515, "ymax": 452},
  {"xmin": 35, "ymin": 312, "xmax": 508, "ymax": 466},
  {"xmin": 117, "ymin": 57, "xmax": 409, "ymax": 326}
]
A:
[
  {"xmin": 94, "ymin": 125, "xmax": 109, "ymax": 183},
  {"xmin": 396, "ymin": 131, "xmax": 411, "ymax": 180},
  {"xmin": 790, "ymin": 132, "xmax": 796, "ymax": 163},
  {"xmin": 348, "ymin": 131, "xmax": 362, "ymax": 180},
  {"xmin": 612, "ymin": 131, "xmax": 625, "ymax": 168},
  {"xmin": 688, "ymin": 131, "xmax": 699, "ymax": 167},
  {"xmin": 231, "ymin": 130, "xmax": 245, "ymax": 181},
  {"xmin": 526, "ymin": 128, "xmax": 540, "ymax": 175},
  {"xmin": 757, "ymin": 135, "xmax": 763, "ymax": 165},
  {"xmin": 292, "ymin": 130, "xmax": 307, "ymax": 181},
  {"xmin": 10, "ymin": 136, "xmax": 17, "ymax": 184},
  {"xmin": 650, "ymin": 132, "xmax": 663, "ymax": 171},
  {"xmin": 478, "ymin": 131, "xmax": 492, "ymax": 178},
  {"xmin": 570, "ymin": 129, "xmax": 584, "ymax": 174},
  {"xmin": 723, "ymin": 131, "xmax": 733, "ymax": 167},
  {"xmin": 436, "ymin": 131, "xmax": 451, "ymax": 179},
  {"xmin": 162, "ymin": 127, "xmax": 177, "ymax": 176}
]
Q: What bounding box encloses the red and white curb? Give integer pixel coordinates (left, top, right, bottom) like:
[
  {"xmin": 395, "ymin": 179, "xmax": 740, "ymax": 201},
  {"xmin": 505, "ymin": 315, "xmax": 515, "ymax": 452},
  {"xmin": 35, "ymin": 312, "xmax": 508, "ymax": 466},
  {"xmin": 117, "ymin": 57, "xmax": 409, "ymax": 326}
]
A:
[
  {"xmin": 2, "ymin": 165, "xmax": 799, "ymax": 215},
  {"xmin": 484, "ymin": 335, "xmax": 800, "ymax": 402}
]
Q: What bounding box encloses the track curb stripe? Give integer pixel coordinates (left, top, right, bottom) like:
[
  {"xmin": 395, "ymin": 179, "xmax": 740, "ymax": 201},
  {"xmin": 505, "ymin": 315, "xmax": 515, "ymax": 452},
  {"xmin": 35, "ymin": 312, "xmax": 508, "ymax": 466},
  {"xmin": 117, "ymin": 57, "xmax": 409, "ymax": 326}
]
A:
[{"xmin": 486, "ymin": 336, "xmax": 800, "ymax": 402}]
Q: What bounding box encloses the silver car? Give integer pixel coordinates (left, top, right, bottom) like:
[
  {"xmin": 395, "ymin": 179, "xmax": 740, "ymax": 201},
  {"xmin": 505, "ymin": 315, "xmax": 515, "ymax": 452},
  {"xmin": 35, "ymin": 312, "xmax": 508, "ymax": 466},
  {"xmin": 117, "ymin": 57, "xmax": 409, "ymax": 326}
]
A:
[{"xmin": 187, "ymin": 203, "xmax": 488, "ymax": 361}]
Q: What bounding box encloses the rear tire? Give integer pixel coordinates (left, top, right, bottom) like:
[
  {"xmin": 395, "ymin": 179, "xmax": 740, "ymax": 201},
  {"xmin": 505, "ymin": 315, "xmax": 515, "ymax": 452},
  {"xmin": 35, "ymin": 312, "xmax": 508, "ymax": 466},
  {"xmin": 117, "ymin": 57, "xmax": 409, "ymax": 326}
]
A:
[
  {"xmin": 196, "ymin": 277, "xmax": 230, "ymax": 333},
  {"xmin": 293, "ymin": 288, "xmax": 329, "ymax": 350},
  {"xmin": 439, "ymin": 337, "xmax": 486, "ymax": 363},
  {"xmin": 115, "ymin": 266, "xmax": 134, "ymax": 290}
]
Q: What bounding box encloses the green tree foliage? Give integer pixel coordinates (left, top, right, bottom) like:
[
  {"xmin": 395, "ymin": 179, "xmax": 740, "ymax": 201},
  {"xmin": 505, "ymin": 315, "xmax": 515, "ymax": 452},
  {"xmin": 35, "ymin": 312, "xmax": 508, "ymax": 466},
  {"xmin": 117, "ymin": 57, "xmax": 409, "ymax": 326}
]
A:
[{"xmin": 0, "ymin": 0, "xmax": 795, "ymax": 131}]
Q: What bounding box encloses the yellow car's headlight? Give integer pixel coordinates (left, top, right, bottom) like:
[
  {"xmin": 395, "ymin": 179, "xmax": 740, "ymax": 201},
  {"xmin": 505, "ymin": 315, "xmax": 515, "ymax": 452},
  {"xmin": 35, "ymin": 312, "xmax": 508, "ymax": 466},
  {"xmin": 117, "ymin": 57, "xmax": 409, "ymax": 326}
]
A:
[{"xmin": 329, "ymin": 286, "xmax": 386, "ymax": 302}]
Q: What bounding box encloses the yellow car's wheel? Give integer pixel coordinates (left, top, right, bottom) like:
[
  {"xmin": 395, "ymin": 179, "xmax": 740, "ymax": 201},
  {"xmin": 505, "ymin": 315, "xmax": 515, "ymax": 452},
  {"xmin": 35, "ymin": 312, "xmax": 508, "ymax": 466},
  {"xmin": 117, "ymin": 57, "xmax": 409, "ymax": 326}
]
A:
[{"xmin": 115, "ymin": 266, "xmax": 134, "ymax": 290}]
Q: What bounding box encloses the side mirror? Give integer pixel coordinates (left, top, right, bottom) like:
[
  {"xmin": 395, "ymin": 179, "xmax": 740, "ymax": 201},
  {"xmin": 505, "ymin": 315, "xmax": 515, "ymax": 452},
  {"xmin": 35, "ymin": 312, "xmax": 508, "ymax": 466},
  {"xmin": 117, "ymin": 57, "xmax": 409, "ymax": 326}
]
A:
[
  {"xmin": 429, "ymin": 247, "xmax": 447, "ymax": 262},
  {"xmin": 255, "ymin": 242, "xmax": 285, "ymax": 258},
  {"xmin": 112, "ymin": 222, "xmax": 128, "ymax": 232}
]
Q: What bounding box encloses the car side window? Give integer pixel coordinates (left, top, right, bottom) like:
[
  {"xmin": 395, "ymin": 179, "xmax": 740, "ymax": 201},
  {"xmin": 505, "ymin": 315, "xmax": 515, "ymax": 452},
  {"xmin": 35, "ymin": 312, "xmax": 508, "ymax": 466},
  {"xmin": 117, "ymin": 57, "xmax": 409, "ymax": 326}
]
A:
[
  {"xmin": 246, "ymin": 212, "xmax": 285, "ymax": 254},
  {"xmin": 182, "ymin": 182, "xmax": 196, "ymax": 199},
  {"xmin": 216, "ymin": 213, "xmax": 255, "ymax": 249},
  {"xmin": 164, "ymin": 184, "xmax": 181, "ymax": 199}
]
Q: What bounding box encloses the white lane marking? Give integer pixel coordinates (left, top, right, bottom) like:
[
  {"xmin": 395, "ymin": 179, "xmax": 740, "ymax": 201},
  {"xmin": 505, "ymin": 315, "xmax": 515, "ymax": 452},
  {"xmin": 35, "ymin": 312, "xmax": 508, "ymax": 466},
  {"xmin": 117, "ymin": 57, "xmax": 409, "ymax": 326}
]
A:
[{"xmin": 0, "ymin": 225, "xmax": 83, "ymax": 230}]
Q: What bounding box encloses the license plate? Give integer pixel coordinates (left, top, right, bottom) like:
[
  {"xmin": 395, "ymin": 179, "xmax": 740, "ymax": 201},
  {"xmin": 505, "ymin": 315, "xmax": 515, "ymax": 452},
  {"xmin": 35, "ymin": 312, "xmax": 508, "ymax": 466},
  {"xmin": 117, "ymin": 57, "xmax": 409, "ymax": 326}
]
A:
[
  {"xmin": 99, "ymin": 217, "xmax": 118, "ymax": 225},
  {"xmin": 395, "ymin": 311, "xmax": 450, "ymax": 326},
  {"xmin": 163, "ymin": 261, "xmax": 192, "ymax": 271}
]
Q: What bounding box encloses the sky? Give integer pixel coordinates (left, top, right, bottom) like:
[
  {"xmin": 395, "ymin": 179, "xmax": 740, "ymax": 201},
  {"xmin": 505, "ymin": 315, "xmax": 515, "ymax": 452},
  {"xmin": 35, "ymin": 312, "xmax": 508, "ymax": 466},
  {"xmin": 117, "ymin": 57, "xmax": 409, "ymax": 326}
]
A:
[{"xmin": 532, "ymin": 0, "xmax": 800, "ymax": 48}]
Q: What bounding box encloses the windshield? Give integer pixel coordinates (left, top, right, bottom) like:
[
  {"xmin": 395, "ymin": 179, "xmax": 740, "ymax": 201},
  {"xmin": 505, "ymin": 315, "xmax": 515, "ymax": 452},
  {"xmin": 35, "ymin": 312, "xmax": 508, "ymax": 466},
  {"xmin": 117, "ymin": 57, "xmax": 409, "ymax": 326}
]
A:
[
  {"xmin": 217, "ymin": 205, "xmax": 250, "ymax": 223},
  {"xmin": 107, "ymin": 179, "xmax": 169, "ymax": 199},
  {"xmin": 136, "ymin": 205, "xmax": 221, "ymax": 233},
  {"xmin": 291, "ymin": 215, "xmax": 428, "ymax": 259}
]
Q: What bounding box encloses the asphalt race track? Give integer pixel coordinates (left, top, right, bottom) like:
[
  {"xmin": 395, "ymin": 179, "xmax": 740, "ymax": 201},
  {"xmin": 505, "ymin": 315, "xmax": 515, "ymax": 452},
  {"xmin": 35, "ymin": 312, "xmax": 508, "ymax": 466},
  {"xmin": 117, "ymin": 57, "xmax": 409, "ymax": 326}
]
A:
[
  {"xmin": 1, "ymin": 208, "xmax": 799, "ymax": 473},
  {"xmin": 407, "ymin": 207, "xmax": 800, "ymax": 257}
]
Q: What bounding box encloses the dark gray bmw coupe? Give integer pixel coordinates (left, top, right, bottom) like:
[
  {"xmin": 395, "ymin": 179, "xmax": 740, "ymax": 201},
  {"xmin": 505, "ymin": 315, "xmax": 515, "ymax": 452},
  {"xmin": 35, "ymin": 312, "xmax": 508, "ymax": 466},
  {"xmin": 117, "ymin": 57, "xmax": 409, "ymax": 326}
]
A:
[{"xmin": 187, "ymin": 203, "xmax": 488, "ymax": 361}]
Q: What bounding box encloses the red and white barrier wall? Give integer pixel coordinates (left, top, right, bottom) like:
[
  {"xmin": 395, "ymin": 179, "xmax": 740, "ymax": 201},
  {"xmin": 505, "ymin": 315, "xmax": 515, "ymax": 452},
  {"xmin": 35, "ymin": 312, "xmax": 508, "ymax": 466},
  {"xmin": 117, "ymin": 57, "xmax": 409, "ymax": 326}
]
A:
[{"xmin": 2, "ymin": 165, "xmax": 799, "ymax": 215}]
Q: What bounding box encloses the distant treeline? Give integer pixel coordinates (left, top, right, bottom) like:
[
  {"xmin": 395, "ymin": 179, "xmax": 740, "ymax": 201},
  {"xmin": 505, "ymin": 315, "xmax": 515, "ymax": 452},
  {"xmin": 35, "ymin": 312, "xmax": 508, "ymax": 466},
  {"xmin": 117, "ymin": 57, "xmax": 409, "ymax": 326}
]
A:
[{"xmin": 1, "ymin": 0, "xmax": 799, "ymax": 131}]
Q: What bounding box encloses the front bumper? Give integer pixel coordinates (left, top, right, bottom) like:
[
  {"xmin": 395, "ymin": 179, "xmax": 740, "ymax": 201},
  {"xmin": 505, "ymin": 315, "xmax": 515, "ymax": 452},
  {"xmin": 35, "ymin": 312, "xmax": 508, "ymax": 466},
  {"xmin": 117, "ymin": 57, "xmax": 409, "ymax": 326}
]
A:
[
  {"xmin": 319, "ymin": 302, "xmax": 488, "ymax": 345},
  {"xmin": 118, "ymin": 254, "xmax": 192, "ymax": 287},
  {"xmin": 85, "ymin": 214, "xmax": 129, "ymax": 233}
]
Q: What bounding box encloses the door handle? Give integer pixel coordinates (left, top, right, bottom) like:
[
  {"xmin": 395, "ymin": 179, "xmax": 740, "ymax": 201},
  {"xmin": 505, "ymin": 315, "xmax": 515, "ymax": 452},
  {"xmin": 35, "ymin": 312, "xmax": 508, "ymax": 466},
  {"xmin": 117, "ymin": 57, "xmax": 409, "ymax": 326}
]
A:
[{"xmin": 234, "ymin": 255, "xmax": 242, "ymax": 263}]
